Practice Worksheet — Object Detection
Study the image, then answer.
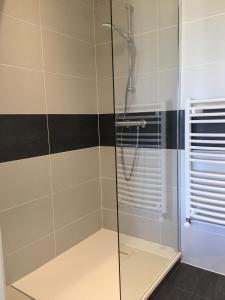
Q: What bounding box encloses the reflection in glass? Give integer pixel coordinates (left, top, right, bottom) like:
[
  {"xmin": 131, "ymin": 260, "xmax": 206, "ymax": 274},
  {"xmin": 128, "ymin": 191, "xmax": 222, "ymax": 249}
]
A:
[{"xmin": 109, "ymin": 0, "xmax": 180, "ymax": 298}]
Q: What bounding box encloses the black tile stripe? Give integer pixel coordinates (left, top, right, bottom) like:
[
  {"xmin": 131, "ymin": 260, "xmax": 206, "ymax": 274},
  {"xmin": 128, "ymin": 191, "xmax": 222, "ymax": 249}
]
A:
[
  {"xmin": 0, "ymin": 114, "xmax": 99, "ymax": 163},
  {"xmin": 0, "ymin": 111, "xmax": 185, "ymax": 163},
  {"xmin": 100, "ymin": 111, "xmax": 185, "ymax": 150},
  {"xmin": 99, "ymin": 114, "xmax": 115, "ymax": 147},
  {"xmin": 0, "ymin": 115, "xmax": 49, "ymax": 163},
  {"xmin": 48, "ymin": 114, "xmax": 99, "ymax": 154},
  {"xmin": 179, "ymin": 110, "xmax": 185, "ymax": 150}
]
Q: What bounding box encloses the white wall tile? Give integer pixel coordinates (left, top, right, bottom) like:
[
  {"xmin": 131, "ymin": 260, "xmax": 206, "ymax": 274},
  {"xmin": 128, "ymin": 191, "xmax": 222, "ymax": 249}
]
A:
[
  {"xmin": 0, "ymin": 156, "xmax": 51, "ymax": 211},
  {"xmin": 0, "ymin": 65, "xmax": 45, "ymax": 114},
  {"xmin": 158, "ymin": 26, "xmax": 178, "ymax": 70},
  {"xmin": 40, "ymin": 0, "xmax": 94, "ymax": 43},
  {"xmin": 182, "ymin": 15, "xmax": 225, "ymax": 67},
  {"xmin": 51, "ymin": 148, "xmax": 100, "ymax": 193},
  {"xmin": 53, "ymin": 179, "xmax": 101, "ymax": 229},
  {"xmin": 182, "ymin": 0, "xmax": 225, "ymax": 22},
  {"xmin": 0, "ymin": 15, "xmax": 42, "ymax": 69},
  {"xmin": 5, "ymin": 235, "xmax": 55, "ymax": 285},
  {"xmin": 102, "ymin": 209, "xmax": 118, "ymax": 231},
  {"xmin": 158, "ymin": 0, "xmax": 179, "ymax": 28},
  {"xmin": 119, "ymin": 212, "xmax": 161, "ymax": 243},
  {"xmin": 42, "ymin": 29, "xmax": 96, "ymax": 78},
  {"xmin": 181, "ymin": 62, "xmax": 225, "ymax": 108},
  {"xmin": 0, "ymin": 195, "xmax": 53, "ymax": 254},
  {"xmin": 55, "ymin": 210, "xmax": 102, "ymax": 255},
  {"xmin": 0, "ymin": 0, "xmax": 40, "ymax": 25},
  {"xmin": 45, "ymin": 73, "xmax": 97, "ymax": 114}
]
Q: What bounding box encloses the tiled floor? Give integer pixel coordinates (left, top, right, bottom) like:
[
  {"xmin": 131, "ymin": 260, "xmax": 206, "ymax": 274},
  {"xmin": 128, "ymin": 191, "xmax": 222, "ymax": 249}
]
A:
[{"xmin": 149, "ymin": 263, "xmax": 225, "ymax": 300}]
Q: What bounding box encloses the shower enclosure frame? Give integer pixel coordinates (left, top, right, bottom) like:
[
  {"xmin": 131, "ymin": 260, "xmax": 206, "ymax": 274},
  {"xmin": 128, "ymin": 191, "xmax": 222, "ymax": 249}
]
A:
[{"xmin": 109, "ymin": 0, "xmax": 182, "ymax": 299}]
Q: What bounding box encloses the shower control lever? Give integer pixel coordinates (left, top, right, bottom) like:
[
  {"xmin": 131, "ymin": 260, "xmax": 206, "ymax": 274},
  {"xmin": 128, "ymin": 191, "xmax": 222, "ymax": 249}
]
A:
[{"xmin": 115, "ymin": 120, "xmax": 148, "ymax": 128}]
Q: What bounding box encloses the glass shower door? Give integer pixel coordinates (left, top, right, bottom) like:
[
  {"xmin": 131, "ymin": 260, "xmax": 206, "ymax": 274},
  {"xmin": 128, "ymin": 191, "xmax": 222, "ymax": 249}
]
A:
[{"xmin": 110, "ymin": 1, "xmax": 180, "ymax": 299}]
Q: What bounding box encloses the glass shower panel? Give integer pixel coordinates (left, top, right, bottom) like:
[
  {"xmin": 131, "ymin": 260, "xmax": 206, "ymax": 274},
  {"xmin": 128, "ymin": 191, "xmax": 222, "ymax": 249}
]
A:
[{"xmin": 110, "ymin": 1, "xmax": 180, "ymax": 299}]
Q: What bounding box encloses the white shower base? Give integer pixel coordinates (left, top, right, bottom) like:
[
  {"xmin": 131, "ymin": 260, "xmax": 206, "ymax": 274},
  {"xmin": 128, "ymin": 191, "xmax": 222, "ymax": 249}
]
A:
[{"xmin": 10, "ymin": 230, "xmax": 180, "ymax": 300}]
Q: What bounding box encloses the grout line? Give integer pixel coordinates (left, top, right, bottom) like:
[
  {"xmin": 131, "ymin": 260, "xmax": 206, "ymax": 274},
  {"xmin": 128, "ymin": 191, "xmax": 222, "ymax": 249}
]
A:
[
  {"xmin": 42, "ymin": 27, "xmax": 94, "ymax": 46},
  {"xmin": 119, "ymin": 209, "xmax": 163, "ymax": 223},
  {"xmin": 44, "ymin": 70, "xmax": 95, "ymax": 81},
  {"xmin": 94, "ymin": 0, "xmax": 125, "ymax": 9},
  {"xmin": 0, "ymin": 177, "xmax": 101, "ymax": 213},
  {"xmin": 97, "ymin": 67, "xmax": 178, "ymax": 81},
  {"xmin": 0, "ymin": 61, "xmax": 176, "ymax": 82},
  {"xmin": 0, "ymin": 194, "xmax": 52, "ymax": 214},
  {"xmin": 6, "ymin": 232, "xmax": 54, "ymax": 257},
  {"xmin": 93, "ymin": 1, "xmax": 104, "ymax": 228},
  {"xmin": 95, "ymin": 24, "xmax": 178, "ymax": 46},
  {"xmin": 0, "ymin": 11, "xmax": 94, "ymax": 46},
  {"xmin": 0, "ymin": 63, "xmax": 96, "ymax": 81},
  {"xmin": 182, "ymin": 60, "xmax": 225, "ymax": 69},
  {"xmin": 0, "ymin": 63, "xmax": 42, "ymax": 73},
  {"xmin": 52, "ymin": 177, "xmax": 101, "ymax": 195},
  {"xmin": 103, "ymin": 208, "xmax": 117, "ymax": 213},
  {"xmin": 38, "ymin": 0, "xmax": 57, "ymax": 258},
  {"xmin": 0, "ymin": 11, "xmax": 40, "ymax": 27},
  {"xmin": 55, "ymin": 208, "xmax": 101, "ymax": 233},
  {"xmin": 101, "ymin": 176, "xmax": 115, "ymax": 181},
  {"xmin": 182, "ymin": 11, "xmax": 225, "ymax": 25},
  {"xmin": 5, "ymin": 197, "xmax": 102, "ymax": 258},
  {"xmin": 0, "ymin": 63, "xmax": 177, "ymax": 82}
]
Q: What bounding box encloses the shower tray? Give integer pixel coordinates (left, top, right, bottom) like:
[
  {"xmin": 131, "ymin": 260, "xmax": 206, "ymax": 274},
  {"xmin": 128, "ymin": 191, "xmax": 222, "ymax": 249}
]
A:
[{"xmin": 10, "ymin": 230, "xmax": 180, "ymax": 300}]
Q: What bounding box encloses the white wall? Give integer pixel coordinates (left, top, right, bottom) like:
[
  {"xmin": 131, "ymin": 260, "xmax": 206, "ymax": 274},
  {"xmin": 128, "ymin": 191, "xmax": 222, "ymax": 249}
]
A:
[{"xmin": 181, "ymin": 0, "xmax": 225, "ymax": 274}]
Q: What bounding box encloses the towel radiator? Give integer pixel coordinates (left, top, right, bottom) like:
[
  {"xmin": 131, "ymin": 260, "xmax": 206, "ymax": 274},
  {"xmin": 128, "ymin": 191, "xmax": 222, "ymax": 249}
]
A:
[{"xmin": 185, "ymin": 98, "xmax": 225, "ymax": 226}]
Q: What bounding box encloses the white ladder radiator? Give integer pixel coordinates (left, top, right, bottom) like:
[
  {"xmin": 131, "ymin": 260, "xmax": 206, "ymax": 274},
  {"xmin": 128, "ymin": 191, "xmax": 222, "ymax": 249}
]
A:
[{"xmin": 185, "ymin": 98, "xmax": 225, "ymax": 226}]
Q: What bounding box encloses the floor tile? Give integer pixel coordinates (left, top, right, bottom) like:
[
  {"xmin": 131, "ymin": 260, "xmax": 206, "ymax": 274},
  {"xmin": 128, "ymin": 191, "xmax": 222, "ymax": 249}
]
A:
[
  {"xmin": 193, "ymin": 269, "xmax": 219, "ymax": 299},
  {"xmin": 187, "ymin": 294, "xmax": 210, "ymax": 300},
  {"xmin": 167, "ymin": 263, "xmax": 201, "ymax": 293},
  {"xmin": 211, "ymin": 275, "xmax": 225, "ymax": 300},
  {"xmin": 150, "ymin": 263, "xmax": 225, "ymax": 300},
  {"xmin": 150, "ymin": 284, "xmax": 190, "ymax": 300}
]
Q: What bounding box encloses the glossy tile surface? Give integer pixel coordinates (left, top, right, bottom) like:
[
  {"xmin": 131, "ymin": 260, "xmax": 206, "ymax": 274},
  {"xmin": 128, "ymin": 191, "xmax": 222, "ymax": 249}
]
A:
[
  {"xmin": 40, "ymin": 0, "xmax": 94, "ymax": 43},
  {"xmin": 0, "ymin": 65, "xmax": 45, "ymax": 114},
  {"xmin": 0, "ymin": 14, "xmax": 42, "ymax": 69},
  {"xmin": 0, "ymin": 0, "xmax": 40, "ymax": 24},
  {"xmin": 45, "ymin": 73, "xmax": 97, "ymax": 114},
  {"xmin": 48, "ymin": 114, "xmax": 99, "ymax": 153},
  {"xmin": 0, "ymin": 115, "xmax": 49, "ymax": 162}
]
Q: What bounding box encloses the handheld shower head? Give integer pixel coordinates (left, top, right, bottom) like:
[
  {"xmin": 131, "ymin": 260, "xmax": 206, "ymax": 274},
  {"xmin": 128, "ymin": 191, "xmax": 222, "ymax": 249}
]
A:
[{"xmin": 102, "ymin": 22, "xmax": 130, "ymax": 42}]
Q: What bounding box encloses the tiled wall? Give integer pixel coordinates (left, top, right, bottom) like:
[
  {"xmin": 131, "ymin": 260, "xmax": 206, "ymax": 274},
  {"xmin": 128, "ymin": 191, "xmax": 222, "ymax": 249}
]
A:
[
  {"xmin": 0, "ymin": 0, "xmax": 102, "ymax": 284},
  {"xmin": 95, "ymin": 0, "xmax": 179, "ymax": 249},
  {"xmin": 94, "ymin": 0, "xmax": 117, "ymax": 231},
  {"xmin": 0, "ymin": 0, "xmax": 180, "ymax": 286},
  {"xmin": 181, "ymin": 0, "xmax": 225, "ymax": 274}
]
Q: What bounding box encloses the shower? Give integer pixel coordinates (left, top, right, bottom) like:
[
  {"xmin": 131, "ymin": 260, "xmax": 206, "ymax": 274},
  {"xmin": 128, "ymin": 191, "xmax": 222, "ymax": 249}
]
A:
[
  {"xmin": 102, "ymin": 23, "xmax": 130, "ymax": 42},
  {"xmin": 0, "ymin": 0, "xmax": 183, "ymax": 299},
  {"xmin": 102, "ymin": 4, "xmax": 139, "ymax": 181}
]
